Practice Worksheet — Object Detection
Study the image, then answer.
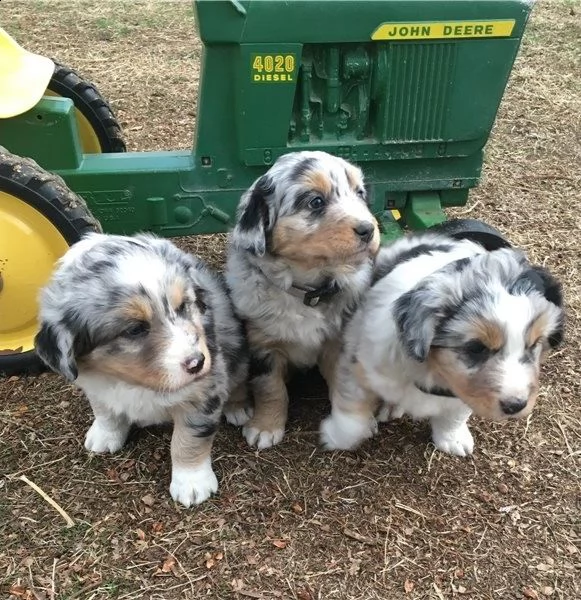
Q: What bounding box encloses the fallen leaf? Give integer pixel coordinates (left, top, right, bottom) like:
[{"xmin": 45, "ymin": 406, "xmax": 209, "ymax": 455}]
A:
[
  {"xmin": 105, "ymin": 468, "xmax": 120, "ymax": 482},
  {"xmin": 141, "ymin": 494, "xmax": 155, "ymax": 506},
  {"xmin": 541, "ymin": 587, "xmax": 554, "ymax": 597},
  {"xmin": 404, "ymin": 579, "xmax": 414, "ymax": 593},
  {"xmin": 161, "ymin": 556, "xmax": 175, "ymax": 573},
  {"xmin": 296, "ymin": 587, "xmax": 314, "ymax": 600},
  {"xmin": 454, "ymin": 568, "xmax": 465, "ymax": 578},
  {"xmin": 215, "ymin": 552, "xmax": 224, "ymax": 561},
  {"xmin": 292, "ymin": 502, "xmax": 303, "ymax": 514},
  {"xmin": 497, "ymin": 483, "xmax": 509, "ymax": 494},
  {"xmin": 136, "ymin": 528, "xmax": 146, "ymax": 541},
  {"xmin": 9, "ymin": 584, "xmax": 28, "ymax": 597},
  {"xmin": 272, "ymin": 539, "xmax": 287, "ymax": 549},
  {"xmin": 535, "ymin": 563, "xmax": 553, "ymax": 573},
  {"xmin": 523, "ymin": 587, "xmax": 539, "ymax": 599},
  {"xmin": 206, "ymin": 558, "xmax": 215, "ymax": 569},
  {"xmin": 566, "ymin": 543, "xmax": 578, "ymax": 554},
  {"xmin": 151, "ymin": 522, "xmax": 163, "ymax": 534}
]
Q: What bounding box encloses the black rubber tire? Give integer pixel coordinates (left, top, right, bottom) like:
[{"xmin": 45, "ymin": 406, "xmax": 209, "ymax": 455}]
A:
[
  {"xmin": 47, "ymin": 62, "xmax": 126, "ymax": 153},
  {"xmin": 427, "ymin": 218, "xmax": 512, "ymax": 251},
  {"xmin": 0, "ymin": 150, "xmax": 102, "ymax": 376}
]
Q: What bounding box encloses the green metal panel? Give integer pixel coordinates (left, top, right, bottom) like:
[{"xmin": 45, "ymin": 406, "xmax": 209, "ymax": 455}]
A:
[
  {"xmin": 0, "ymin": 0, "xmax": 535, "ymax": 238},
  {"xmin": 0, "ymin": 97, "xmax": 82, "ymax": 170}
]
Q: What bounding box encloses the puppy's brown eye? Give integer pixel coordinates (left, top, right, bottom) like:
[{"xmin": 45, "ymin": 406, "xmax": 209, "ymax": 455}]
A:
[
  {"xmin": 176, "ymin": 301, "xmax": 188, "ymax": 316},
  {"xmin": 123, "ymin": 321, "xmax": 150, "ymax": 338},
  {"xmin": 308, "ymin": 196, "xmax": 325, "ymax": 210},
  {"xmin": 464, "ymin": 340, "xmax": 490, "ymax": 361},
  {"xmin": 356, "ymin": 188, "xmax": 366, "ymax": 199}
]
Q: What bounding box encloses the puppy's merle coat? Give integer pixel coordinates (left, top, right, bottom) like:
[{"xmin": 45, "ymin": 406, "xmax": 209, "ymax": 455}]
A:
[
  {"xmin": 225, "ymin": 151, "xmax": 380, "ymax": 449},
  {"xmin": 35, "ymin": 233, "xmax": 248, "ymax": 506},
  {"xmin": 321, "ymin": 232, "xmax": 564, "ymax": 456}
]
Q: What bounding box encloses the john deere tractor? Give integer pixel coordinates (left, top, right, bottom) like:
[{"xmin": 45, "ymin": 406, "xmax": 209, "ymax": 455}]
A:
[{"xmin": 0, "ymin": 0, "xmax": 535, "ymax": 374}]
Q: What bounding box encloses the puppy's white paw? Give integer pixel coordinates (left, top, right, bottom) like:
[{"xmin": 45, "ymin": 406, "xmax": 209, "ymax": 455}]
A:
[
  {"xmin": 432, "ymin": 424, "xmax": 474, "ymax": 457},
  {"xmin": 224, "ymin": 405, "xmax": 254, "ymax": 427},
  {"xmin": 170, "ymin": 461, "xmax": 218, "ymax": 507},
  {"xmin": 243, "ymin": 425, "xmax": 285, "ymax": 449},
  {"xmin": 320, "ymin": 410, "xmax": 377, "ymax": 451},
  {"xmin": 84, "ymin": 419, "xmax": 127, "ymax": 454}
]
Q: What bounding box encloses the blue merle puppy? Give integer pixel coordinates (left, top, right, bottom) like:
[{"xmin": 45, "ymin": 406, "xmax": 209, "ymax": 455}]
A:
[
  {"xmin": 35, "ymin": 233, "xmax": 248, "ymax": 507},
  {"xmin": 321, "ymin": 232, "xmax": 564, "ymax": 456}
]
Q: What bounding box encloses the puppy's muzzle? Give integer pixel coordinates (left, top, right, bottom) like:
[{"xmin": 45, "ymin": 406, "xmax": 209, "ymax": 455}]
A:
[
  {"xmin": 353, "ymin": 221, "xmax": 375, "ymax": 244},
  {"xmin": 500, "ymin": 397, "xmax": 528, "ymax": 416},
  {"xmin": 183, "ymin": 352, "xmax": 205, "ymax": 375}
]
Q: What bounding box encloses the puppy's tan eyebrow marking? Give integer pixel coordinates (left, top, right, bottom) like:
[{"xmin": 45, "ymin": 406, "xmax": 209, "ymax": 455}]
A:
[
  {"xmin": 302, "ymin": 169, "xmax": 333, "ymax": 198},
  {"xmin": 169, "ymin": 280, "xmax": 186, "ymax": 310},
  {"xmin": 526, "ymin": 313, "xmax": 548, "ymax": 347},
  {"xmin": 120, "ymin": 295, "xmax": 153, "ymax": 322},
  {"xmin": 471, "ymin": 318, "xmax": 505, "ymax": 351},
  {"xmin": 345, "ymin": 164, "xmax": 362, "ymax": 191}
]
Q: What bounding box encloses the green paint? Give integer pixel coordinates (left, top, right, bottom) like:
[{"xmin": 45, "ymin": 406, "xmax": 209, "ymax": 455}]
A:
[{"xmin": 0, "ymin": 0, "xmax": 535, "ymax": 237}]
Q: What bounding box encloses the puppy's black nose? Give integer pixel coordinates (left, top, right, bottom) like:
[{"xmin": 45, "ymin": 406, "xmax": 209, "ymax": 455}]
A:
[
  {"xmin": 183, "ymin": 352, "xmax": 205, "ymax": 375},
  {"xmin": 353, "ymin": 221, "xmax": 374, "ymax": 243},
  {"xmin": 500, "ymin": 397, "xmax": 527, "ymax": 415}
]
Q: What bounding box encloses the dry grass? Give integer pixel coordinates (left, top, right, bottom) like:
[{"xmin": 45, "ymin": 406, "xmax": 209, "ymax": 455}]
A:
[{"xmin": 1, "ymin": 1, "xmax": 580, "ymax": 599}]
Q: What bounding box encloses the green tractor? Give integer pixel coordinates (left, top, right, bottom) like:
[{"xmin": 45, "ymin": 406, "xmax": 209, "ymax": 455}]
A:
[{"xmin": 0, "ymin": 0, "xmax": 535, "ymax": 374}]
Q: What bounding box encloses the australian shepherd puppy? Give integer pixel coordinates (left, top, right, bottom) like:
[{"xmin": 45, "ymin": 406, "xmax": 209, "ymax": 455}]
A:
[
  {"xmin": 34, "ymin": 233, "xmax": 248, "ymax": 506},
  {"xmin": 225, "ymin": 151, "xmax": 380, "ymax": 449},
  {"xmin": 320, "ymin": 233, "xmax": 564, "ymax": 456}
]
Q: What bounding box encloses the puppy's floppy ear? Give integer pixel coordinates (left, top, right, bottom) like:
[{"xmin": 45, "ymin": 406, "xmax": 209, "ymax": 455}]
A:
[
  {"xmin": 34, "ymin": 322, "xmax": 78, "ymax": 381},
  {"xmin": 511, "ymin": 266, "xmax": 565, "ymax": 348},
  {"xmin": 233, "ymin": 174, "xmax": 275, "ymax": 257},
  {"xmin": 394, "ymin": 284, "xmax": 445, "ymax": 362},
  {"xmin": 513, "ymin": 266, "xmax": 563, "ymax": 307}
]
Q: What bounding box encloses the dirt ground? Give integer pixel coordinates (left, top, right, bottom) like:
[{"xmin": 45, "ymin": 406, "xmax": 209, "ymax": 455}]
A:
[{"xmin": 1, "ymin": 1, "xmax": 580, "ymax": 599}]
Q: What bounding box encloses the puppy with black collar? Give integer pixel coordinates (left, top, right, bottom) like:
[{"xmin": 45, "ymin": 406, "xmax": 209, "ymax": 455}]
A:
[
  {"xmin": 320, "ymin": 232, "xmax": 564, "ymax": 455},
  {"xmin": 34, "ymin": 233, "xmax": 248, "ymax": 506},
  {"xmin": 225, "ymin": 151, "xmax": 380, "ymax": 449}
]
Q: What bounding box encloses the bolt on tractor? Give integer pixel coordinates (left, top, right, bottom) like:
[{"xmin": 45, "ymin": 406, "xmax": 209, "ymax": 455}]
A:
[{"xmin": 0, "ymin": 0, "xmax": 535, "ymax": 374}]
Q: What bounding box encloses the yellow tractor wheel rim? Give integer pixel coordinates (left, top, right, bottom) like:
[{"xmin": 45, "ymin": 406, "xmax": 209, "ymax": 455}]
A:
[
  {"xmin": 0, "ymin": 191, "xmax": 69, "ymax": 354},
  {"xmin": 44, "ymin": 89, "xmax": 103, "ymax": 154}
]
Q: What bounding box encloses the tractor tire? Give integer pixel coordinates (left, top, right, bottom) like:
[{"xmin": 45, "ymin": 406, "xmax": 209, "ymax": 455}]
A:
[
  {"xmin": 46, "ymin": 62, "xmax": 126, "ymax": 154},
  {"xmin": 0, "ymin": 150, "xmax": 101, "ymax": 376},
  {"xmin": 427, "ymin": 218, "xmax": 512, "ymax": 251}
]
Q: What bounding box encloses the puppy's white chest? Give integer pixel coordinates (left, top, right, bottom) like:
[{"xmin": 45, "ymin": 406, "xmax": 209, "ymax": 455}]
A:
[{"xmin": 76, "ymin": 375, "xmax": 183, "ymax": 426}]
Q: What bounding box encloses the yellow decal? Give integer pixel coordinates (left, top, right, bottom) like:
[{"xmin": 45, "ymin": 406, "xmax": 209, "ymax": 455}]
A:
[
  {"xmin": 371, "ymin": 20, "xmax": 516, "ymax": 41},
  {"xmin": 251, "ymin": 53, "xmax": 296, "ymax": 83}
]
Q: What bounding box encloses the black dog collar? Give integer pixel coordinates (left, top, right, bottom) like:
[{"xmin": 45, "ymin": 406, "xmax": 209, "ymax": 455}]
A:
[
  {"xmin": 286, "ymin": 279, "xmax": 342, "ymax": 307},
  {"xmin": 249, "ymin": 261, "xmax": 342, "ymax": 308},
  {"xmin": 414, "ymin": 383, "xmax": 456, "ymax": 398}
]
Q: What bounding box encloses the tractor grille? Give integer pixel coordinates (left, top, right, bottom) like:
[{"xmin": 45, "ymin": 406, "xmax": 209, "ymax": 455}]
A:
[{"xmin": 377, "ymin": 42, "xmax": 457, "ymax": 142}]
